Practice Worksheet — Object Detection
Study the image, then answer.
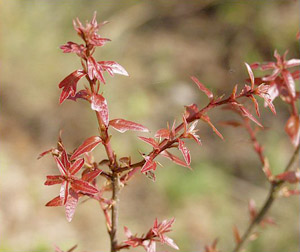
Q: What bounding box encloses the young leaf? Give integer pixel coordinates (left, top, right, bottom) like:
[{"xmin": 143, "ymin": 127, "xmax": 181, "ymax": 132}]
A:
[
  {"xmin": 44, "ymin": 175, "xmax": 64, "ymax": 186},
  {"xmin": 81, "ymin": 169, "xmax": 102, "ymax": 183},
  {"xmin": 69, "ymin": 158, "xmax": 84, "ymax": 175},
  {"xmin": 285, "ymin": 115, "xmax": 300, "ymax": 147},
  {"xmin": 191, "ymin": 76, "xmax": 213, "ymax": 100},
  {"xmin": 45, "ymin": 196, "xmax": 63, "ymax": 207},
  {"xmin": 98, "ymin": 61, "xmax": 129, "ymax": 76},
  {"xmin": 201, "ymin": 115, "xmax": 224, "ymax": 140},
  {"xmin": 71, "ymin": 178, "xmax": 99, "ymax": 194},
  {"xmin": 138, "ymin": 137, "xmax": 159, "ymax": 149},
  {"xmin": 109, "ymin": 119, "xmax": 149, "ymax": 133},
  {"xmin": 233, "ymin": 225, "xmax": 241, "ymax": 245},
  {"xmin": 178, "ymin": 139, "xmax": 191, "ymax": 166},
  {"xmin": 160, "ymin": 150, "xmax": 191, "ymax": 169},
  {"xmin": 70, "ymin": 136, "xmax": 102, "ymax": 160},
  {"xmin": 275, "ymin": 171, "xmax": 300, "ymax": 183},
  {"xmin": 87, "ymin": 56, "xmax": 105, "ymax": 83},
  {"xmin": 65, "ymin": 189, "xmax": 79, "ymax": 222},
  {"xmin": 141, "ymin": 158, "xmax": 157, "ymax": 173},
  {"xmin": 91, "ymin": 93, "xmax": 109, "ymax": 126},
  {"xmin": 245, "ymin": 63, "xmax": 255, "ymax": 89},
  {"xmin": 155, "ymin": 128, "xmax": 170, "ymax": 139},
  {"xmin": 59, "ymin": 70, "xmax": 86, "ymax": 104},
  {"xmin": 238, "ymin": 105, "xmax": 263, "ymax": 127}
]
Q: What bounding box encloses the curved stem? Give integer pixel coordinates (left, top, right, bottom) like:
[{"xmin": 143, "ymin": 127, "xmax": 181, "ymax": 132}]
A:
[{"xmin": 232, "ymin": 144, "xmax": 300, "ymax": 252}]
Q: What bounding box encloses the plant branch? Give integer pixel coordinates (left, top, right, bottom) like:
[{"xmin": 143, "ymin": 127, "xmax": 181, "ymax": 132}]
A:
[
  {"xmin": 232, "ymin": 143, "xmax": 300, "ymax": 252},
  {"xmin": 110, "ymin": 172, "xmax": 120, "ymax": 252}
]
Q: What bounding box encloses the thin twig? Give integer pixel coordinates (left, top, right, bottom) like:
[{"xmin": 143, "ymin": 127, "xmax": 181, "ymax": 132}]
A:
[{"xmin": 232, "ymin": 143, "xmax": 300, "ymax": 252}]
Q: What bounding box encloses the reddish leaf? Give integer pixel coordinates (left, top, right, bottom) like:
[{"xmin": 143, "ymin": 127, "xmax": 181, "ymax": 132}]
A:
[
  {"xmin": 45, "ymin": 196, "xmax": 63, "ymax": 207},
  {"xmin": 201, "ymin": 115, "xmax": 224, "ymax": 140},
  {"xmin": 285, "ymin": 115, "xmax": 300, "ymax": 146},
  {"xmin": 71, "ymin": 178, "xmax": 99, "ymax": 194},
  {"xmin": 38, "ymin": 148, "xmax": 53, "ymax": 159},
  {"xmin": 184, "ymin": 104, "xmax": 199, "ymax": 119},
  {"xmin": 262, "ymin": 158, "xmax": 273, "ymax": 180},
  {"xmin": 245, "ymin": 63, "xmax": 255, "ymax": 89},
  {"xmin": 44, "ymin": 175, "xmax": 64, "ymax": 186},
  {"xmin": 69, "ymin": 158, "xmax": 84, "ymax": 175},
  {"xmin": 248, "ymin": 199, "xmax": 257, "ymax": 220},
  {"xmin": 98, "ymin": 61, "xmax": 129, "ymax": 76},
  {"xmin": 60, "ymin": 41, "xmax": 85, "ymax": 56},
  {"xmin": 65, "ymin": 189, "xmax": 78, "ymax": 222},
  {"xmin": 164, "ymin": 236, "xmax": 179, "ymax": 250},
  {"xmin": 138, "ymin": 137, "xmax": 159, "ymax": 149},
  {"xmin": 54, "ymin": 156, "xmax": 67, "ymax": 176},
  {"xmin": 155, "ymin": 128, "xmax": 170, "ymax": 139},
  {"xmin": 60, "ymin": 181, "xmax": 69, "ymax": 205},
  {"xmin": 81, "ymin": 169, "xmax": 102, "ymax": 183},
  {"xmin": 61, "ymin": 149, "xmax": 70, "ymax": 170},
  {"xmin": 285, "ymin": 59, "xmax": 300, "ymax": 68},
  {"xmin": 71, "ymin": 136, "xmax": 102, "ymax": 160},
  {"xmin": 275, "ymin": 171, "xmax": 300, "ymax": 183},
  {"xmin": 191, "ymin": 76, "xmax": 213, "ymax": 100},
  {"xmin": 141, "ymin": 158, "xmax": 157, "ymax": 173},
  {"xmin": 233, "ymin": 225, "xmax": 241, "ymax": 245},
  {"xmin": 91, "ymin": 93, "xmax": 109, "ymax": 126},
  {"xmin": 160, "ymin": 150, "xmax": 191, "ymax": 169},
  {"xmin": 178, "ymin": 139, "xmax": 191, "ymax": 165},
  {"xmin": 282, "ymin": 70, "xmax": 296, "ymax": 98},
  {"xmin": 109, "ymin": 119, "xmax": 149, "ymax": 133},
  {"xmin": 238, "ymin": 105, "xmax": 263, "ymax": 127},
  {"xmin": 249, "ymin": 95, "xmax": 260, "ymax": 117},
  {"xmin": 59, "ymin": 70, "xmax": 86, "ymax": 104},
  {"xmin": 87, "ymin": 56, "xmax": 105, "ymax": 83}
]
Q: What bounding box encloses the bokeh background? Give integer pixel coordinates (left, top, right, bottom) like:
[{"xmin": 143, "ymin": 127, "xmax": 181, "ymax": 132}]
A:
[{"xmin": 0, "ymin": 0, "xmax": 299, "ymax": 252}]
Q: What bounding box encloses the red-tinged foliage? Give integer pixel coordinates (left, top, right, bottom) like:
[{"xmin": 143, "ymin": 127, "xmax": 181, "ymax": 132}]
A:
[
  {"xmin": 160, "ymin": 150, "xmax": 191, "ymax": 168},
  {"xmin": 59, "ymin": 70, "xmax": 86, "ymax": 104},
  {"xmin": 87, "ymin": 56, "xmax": 106, "ymax": 83},
  {"xmin": 98, "ymin": 61, "xmax": 129, "ymax": 77},
  {"xmin": 122, "ymin": 218, "xmax": 178, "ymax": 252},
  {"xmin": 60, "ymin": 42, "xmax": 86, "ymax": 57},
  {"xmin": 201, "ymin": 115, "xmax": 224, "ymax": 140},
  {"xmin": 233, "ymin": 225, "xmax": 241, "ymax": 245},
  {"xmin": 275, "ymin": 171, "xmax": 300, "ymax": 184},
  {"xmin": 248, "ymin": 199, "xmax": 257, "ymax": 221},
  {"xmin": 141, "ymin": 157, "xmax": 157, "ymax": 173},
  {"xmin": 138, "ymin": 137, "xmax": 160, "ymax": 149},
  {"xmin": 72, "ymin": 12, "xmax": 110, "ymax": 47},
  {"xmin": 262, "ymin": 158, "xmax": 273, "ymax": 181},
  {"xmin": 71, "ymin": 178, "xmax": 99, "ymax": 194},
  {"xmin": 155, "ymin": 128, "xmax": 170, "ymax": 139},
  {"xmin": 285, "ymin": 115, "xmax": 300, "ymax": 147},
  {"xmin": 109, "ymin": 119, "xmax": 149, "ymax": 133},
  {"xmin": 65, "ymin": 189, "xmax": 79, "ymax": 222},
  {"xmin": 90, "ymin": 93, "xmax": 109, "ymax": 126},
  {"xmin": 70, "ymin": 136, "xmax": 102, "ymax": 160},
  {"xmin": 44, "ymin": 175, "xmax": 64, "ymax": 186},
  {"xmin": 81, "ymin": 169, "xmax": 102, "ymax": 183},
  {"xmin": 184, "ymin": 103, "xmax": 199, "ymax": 120},
  {"xmin": 191, "ymin": 76, "xmax": 213, "ymax": 100},
  {"xmin": 233, "ymin": 103, "xmax": 263, "ymax": 127},
  {"xmin": 46, "ymin": 196, "xmax": 63, "ymax": 207},
  {"xmin": 177, "ymin": 139, "xmax": 191, "ymax": 166},
  {"xmin": 245, "ymin": 63, "xmax": 255, "ymax": 89}
]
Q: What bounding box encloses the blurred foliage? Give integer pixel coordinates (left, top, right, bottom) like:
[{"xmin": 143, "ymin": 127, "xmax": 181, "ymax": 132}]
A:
[{"xmin": 0, "ymin": 0, "xmax": 299, "ymax": 252}]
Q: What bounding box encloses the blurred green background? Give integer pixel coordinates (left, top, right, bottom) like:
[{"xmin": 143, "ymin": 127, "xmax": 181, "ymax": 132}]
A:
[{"xmin": 0, "ymin": 0, "xmax": 299, "ymax": 251}]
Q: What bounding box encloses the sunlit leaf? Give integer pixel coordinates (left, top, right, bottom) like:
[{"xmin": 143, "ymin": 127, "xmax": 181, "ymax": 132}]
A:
[
  {"xmin": 71, "ymin": 136, "xmax": 102, "ymax": 160},
  {"xmin": 109, "ymin": 119, "xmax": 149, "ymax": 133}
]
